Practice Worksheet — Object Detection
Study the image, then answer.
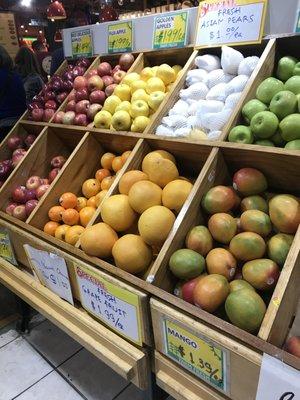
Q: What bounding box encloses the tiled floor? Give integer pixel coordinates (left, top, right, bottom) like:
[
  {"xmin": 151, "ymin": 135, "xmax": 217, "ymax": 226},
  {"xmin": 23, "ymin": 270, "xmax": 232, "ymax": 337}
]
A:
[{"xmin": 0, "ymin": 315, "xmax": 171, "ymax": 400}]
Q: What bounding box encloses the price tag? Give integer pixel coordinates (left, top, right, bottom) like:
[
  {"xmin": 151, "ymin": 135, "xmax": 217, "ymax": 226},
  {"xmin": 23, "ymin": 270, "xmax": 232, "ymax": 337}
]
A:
[
  {"xmin": 295, "ymin": 10, "xmax": 300, "ymax": 33},
  {"xmin": 0, "ymin": 228, "xmax": 17, "ymax": 266},
  {"xmin": 195, "ymin": 0, "xmax": 268, "ymax": 48},
  {"xmin": 256, "ymin": 354, "xmax": 300, "ymax": 399},
  {"xmin": 108, "ymin": 22, "xmax": 133, "ymax": 53},
  {"xmin": 75, "ymin": 264, "xmax": 142, "ymax": 345},
  {"xmin": 163, "ymin": 319, "xmax": 229, "ymax": 394},
  {"xmin": 153, "ymin": 12, "xmax": 188, "ymax": 49},
  {"xmin": 24, "ymin": 245, "xmax": 74, "ymax": 305},
  {"xmin": 71, "ymin": 28, "xmax": 93, "ymax": 58}
]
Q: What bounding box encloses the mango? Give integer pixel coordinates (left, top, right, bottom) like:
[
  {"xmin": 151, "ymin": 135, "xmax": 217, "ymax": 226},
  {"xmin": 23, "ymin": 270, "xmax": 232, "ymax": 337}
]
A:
[
  {"xmin": 267, "ymin": 233, "xmax": 294, "ymax": 266},
  {"xmin": 225, "ymin": 289, "xmax": 266, "ymax": 333},
  {"xmin": 208, "ymin": 213, "xmax": 237, "ymax": 244},
  {"xmin": 206, "ymin": 248, "xmax": 237, "ymax": 281},
  {"xmin": 229, "ymin": 279, "xmax": 255, "ymax": 293},
  {"xmin": 242, "ymin": 258, "xmax": 280, "ymax": 290},
  {"xmin": 241, "ymin": 195, "xmax": 268, "ymax": 213},
  {"xmin": 193, "ymin": 274, "xmax": 230, "ymax": 313},
  {"xmin": 233, "ymin": 168, "xmax": 267, "ymax": 196},
  {"xmin": 229, "ymin": 232, "xmax": 266, "ymax": 261},
  {"xmin": 185, "ymin": 225, "xmax": 213, "ymax": 256},
  {"xmin": 240, "ymin": 210, "xmax": 272, "ymax": 237},
  {"xmin": 201, "ymin": 185, "xmax": 237, "ymax": 214},
  {"xmin": 169, "ymin": 249, "xmax": 205, "ymax": 280},
  {"xmin": 269, "ymin": 194, "xmax": 300, "ymax": 234}
]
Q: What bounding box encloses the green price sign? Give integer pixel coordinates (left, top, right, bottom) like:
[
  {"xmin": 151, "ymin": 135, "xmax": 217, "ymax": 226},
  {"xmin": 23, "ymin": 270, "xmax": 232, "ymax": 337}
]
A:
[
  {"xmin": 108, "ymin": 22, "xmax": 133, "ymax": 53},
  {"xmin": 71, "ymin": 28, "xmax": 93, "ymax": 58},
  {"xmin": 0, "ymin": 229, "xmax": 17, "ymax": 266},
  {"xmin": 153, "ymin": 12, "xmax": 187, "ymax": 49}
]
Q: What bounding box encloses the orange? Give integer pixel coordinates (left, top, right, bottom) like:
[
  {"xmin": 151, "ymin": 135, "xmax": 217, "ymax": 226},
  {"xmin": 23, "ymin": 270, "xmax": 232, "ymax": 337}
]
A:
[
  {"xmin": 112, "ymin": 156, "xmax": 124, "ymax": 173},
  {"xmin": 87, "ymin": 196, "xmax": 97, "ymax": 208},
  {"xmin": 101, "ymin": 175, "xmax": 116, "ymax": 190},
  {"xmin": 95, "ymin": 168, "xmax": 111, "ymax": 183},
  {"xmin": 79, "ymin": 206, "xmax": 96, "ymax": 227},
  {"xmin": 121, "ymin": 150, "xmax": 131, "ymax": 164},
  {"xmin": 76, "ymin": 197, "xmax": 87, "ymax": 212},
  {"xmin": 62, "ymin": 209, "xmax": 80, "ymax": 225},
  {"xmin": 101, "ymin": 152, "xmax": 116, "ymax": 170},
  {"xmin": 48, "ymin": 206, "xmax": 64, "ymax": 222},
  {"xmin": 95, "ymin": 190, "xmax": 107, "ymax": 207},
  {"xmin": 59, "ymin": 192, "xmax": 77, "ymax": 209},
  {"xmin": 65, "ymin": 225, "xmax": 85, "ymax": 246},
  {"xmin": 82, "ymin": 179, "xmax": 101, "ymax": 198},
  {"xmin": 54, "ymin": 224, "xmax": 70, "ymax": 241},
  {"xmin": 44, "ymin": 221, "xmax": 60, "ymax": 236}
]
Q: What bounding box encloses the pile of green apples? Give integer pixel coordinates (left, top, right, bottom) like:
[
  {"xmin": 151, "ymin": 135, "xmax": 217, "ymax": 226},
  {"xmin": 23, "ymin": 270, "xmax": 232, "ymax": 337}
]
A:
[{"xmin": 228, "ymin": 56, "xmax": 300, "ymax": 150}]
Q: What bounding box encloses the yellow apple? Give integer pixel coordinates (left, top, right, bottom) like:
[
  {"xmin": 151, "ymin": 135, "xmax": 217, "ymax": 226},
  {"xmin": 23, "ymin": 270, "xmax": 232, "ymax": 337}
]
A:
[
  {"xmin": 111, "ymin": 110, "xmax": 131, "ymax": 131},
  {"xmin": 131, "ymin": 80, "xmax": 147, "ymax": 93},
  {"xmin": 94, "ymin": 110, "xmax": 112, "ymax": 129},
  {"xmin": 140, "ymin": 67, "xmax": 155, "ymax": 81},
  {"xmin": 131, "ymin": 116, "xmax": 150, "ymax": 132},
  {"xmin": 130, "ymin": 100, "xmax": 149, "ymax": 118},
  {"xmin": 110, "ymin": 124, "xmax": 116, "ymax": 131},
  {"xmin": 103, "ymin": 95, "xmax": 122, "ymax": 114},
  {"xmin": 146, "ymin": 77, "xmax": 165, "ymax": 94},
  {"xmin": 115, "ymin": 101, "xmax": 131, "ymax": 113},
  {"xmin": 172, "ymin": 65, "xmax": 182, "ymax": 76},
  {"xmin": 113, "ymin": 84, "xmax": 131, "ymax": 101},
  {"xmin": 131, "ymin": 89, "xmax": 149, "ymax": 103},
  {"xmin": 156, "ymin": 64, "xmax": 176, "ymax": 85},
  {"xmin": 122, "ymin": 72, "xmax": 140, "ymax": 86},
  {"xmin": 152, "ymin": 66, "xmax": 159, "ymax": 76},
  {"xmin": 148, "ymin": 91, "xmax": 166, "ymax": 111},
  {"xmin": 166, "ymin": 83, "xmax": 174, "ymax": 92}
]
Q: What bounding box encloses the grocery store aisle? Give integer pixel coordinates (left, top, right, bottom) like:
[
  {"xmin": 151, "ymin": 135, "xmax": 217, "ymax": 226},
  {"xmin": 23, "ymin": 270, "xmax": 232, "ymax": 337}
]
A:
[{"xmin": 0, "ymin": 315, "xmax": 170, "ymax": 400}]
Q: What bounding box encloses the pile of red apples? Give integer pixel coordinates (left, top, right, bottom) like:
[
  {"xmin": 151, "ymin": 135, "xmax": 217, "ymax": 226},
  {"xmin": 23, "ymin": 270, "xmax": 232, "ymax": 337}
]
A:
[{"xmin": 53, "ymin": 53, "xmax": 135, "ymax": 127}]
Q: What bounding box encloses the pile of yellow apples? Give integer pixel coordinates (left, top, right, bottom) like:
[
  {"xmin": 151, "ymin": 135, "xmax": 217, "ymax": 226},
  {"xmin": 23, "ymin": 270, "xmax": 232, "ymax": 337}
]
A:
[{"xmin": 93, "ymin": 63, "xmax": 182, "ymax": 133}]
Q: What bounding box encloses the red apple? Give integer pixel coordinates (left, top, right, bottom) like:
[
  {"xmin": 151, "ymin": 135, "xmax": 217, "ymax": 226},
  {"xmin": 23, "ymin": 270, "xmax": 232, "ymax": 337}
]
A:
[
  {"xmin": 48, "ymin": 168, "xmax": 60, "ymax": 183},
  {"xmin": 75, "ymin": 88, "xmax": 89, "ymax": 102},
  {"xmin": 286, "ymin": 336, "xmax": 300, "ymax": 358},
  {"xmin": 89, "ymin": 90, "xmax": 106, "ymax": 105},
  {"xmin": 112, "ymin": 65, "xmax": 121, "ymax": 75},
  {"xmin": 57, "ymin": 92, "xmax": 68, "ymax": 104},
  {"xmin": 76, "ymin": 58, "xmax": 91, "ymax": 69},
  {"xmin": 25, "ymin": 188, "xmax": 37, "ymax": 201},
  {"xmin": 63, "ymin": 111, "xmax": 75, "ymax": 125},
  {"xmin": 105, "ymin": 84, "xmax": 117, "ymax": 97},
  {"xmin": 12, "ymin": 185, "xmax": 27, "ymax": 203},
  {"xmin": 25, "ymin": 199, "xmax": 38, "ymax": 216},
  {"xmin": 7, "ymin": 136, "xmax": 24, "ymax": 151},
  {"xmin": 119, "ymin": 53, "xmax": 134, "ymax": 71},
  {"xmin": 74, "ymin": 114, "xmax": 88, "ymax": 126},
  {"xmin": 45, "ymin": 100, "xmax": 57, "ymax": 110},
  {"xmin": 36, "ymin": 184, "xmax": 50, "ymax": 199},
  {"xmin": 87, "ymin": 104, "xmax": 102, "ymax": 120},
  {"xmin": 63, "ymin": 80, "xmax": 74, "ymax": 92},
  {"xmin": 97, "ymin": 62, "xmax": 112, "ymax": 77},
  {"xmin": 6, "ymin": 202, "xmax": 18, "ymax": 216},
  {"xmin": 24, "ymin": 134, "xmax": 36, "ymax": 149},
  {"xmin": 72, "ymin": 66, "xmax": 85, "ymax": 79},
  {"xmin": 75, "ymin": 100, "xmax": 90, "ymax": 115},
  {"xmin": 73, "ymin": 76, "xmax": 88, "ymax": 90},
  {"xmin": 12, "ymin": 153, "xmax": 25, "ymax": 168},
  {"xmin": 53, "ymin": 111, "xmax": 65, "ymax": 124},
  {"xmin": 51, "ymin": 155, "xmax": 66, "ymax": 169},
  {"xmin": 88, "ymin": 75, "xmax": 104, "ymax": 92},
  {"xmin": 113, "ymin": 70, "xmax": 126, "ymax": 84},
  {"xmin": 13, "ymin": 148, "xmax": 26, "ymax": 158},
  {"xmin": 26, "ymin": 176, "xmax": 41, "ymax": 190},
  {"xmin": 86, "ymin": 69, "xmax": 98, "ymax": 80},
  {"xmin": 13, "ymin": 205, "xmax": 27, "ymax": 221},
  {"xmin": 0, "ymin": 161, "xmax": 11, "ymax": 180},
  {"xmin": 44, "ymin": 91, "xmax": 56, "ymax": 101},
  {"xmin": 68, "ymin": 91, "xmax": 76, "ymax": 102},
  {"xmin": 28, "ymin": 102, "xmax": 43, "ymax": 111},
  {"xmin": 66, "ymin": 100, "xmax": 76, "ymax": 112},
  {"xmin": 43, "ymin": 109, "xmax": 55, "ymax": 122},
  {"xmin": 32, "ymin": 109, "xmax": 44, "ymax": 122},
  {"xmin": 101, "ymin": 75, "xmax": 114, "ymax": 87},
  {"xmin": 40, "ymin": 178, "xmax": 49, "ymax": 185}
]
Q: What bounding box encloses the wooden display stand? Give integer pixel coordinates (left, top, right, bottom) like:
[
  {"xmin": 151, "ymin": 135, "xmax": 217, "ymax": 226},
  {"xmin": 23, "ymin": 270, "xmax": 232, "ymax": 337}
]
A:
[{"xmin": 0, "ymin": 38, "xmax": 299, "ymax": 400}]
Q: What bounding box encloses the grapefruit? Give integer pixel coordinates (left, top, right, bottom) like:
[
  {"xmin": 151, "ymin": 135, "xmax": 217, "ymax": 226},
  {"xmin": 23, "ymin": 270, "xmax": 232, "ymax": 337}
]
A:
[
  {"xmin": 80, "ymin": 222, "xmax": 118, "ymax": 258},
  {"xmin": 128, "ymin": 180, "xmax": 162, "ymax": 213},
  {"xmin": 162, "ymin": 179, "xmax": 193, "ymax": 212},
  {"xmin": 101, "ymin": 194, "xmax": 137, "ymax": 232},
  {"xmin": 118, "ymin": 170, "xmax": 148, "ymax": 195}
]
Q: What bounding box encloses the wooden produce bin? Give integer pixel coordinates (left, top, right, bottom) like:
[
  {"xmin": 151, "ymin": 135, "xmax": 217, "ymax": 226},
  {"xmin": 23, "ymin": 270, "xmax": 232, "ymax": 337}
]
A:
[
  {"xmin": 222, "ymin": 35, "xmax": 300, "ymax": 148},
  {"xmin": 147, "ymin": 39, "xmax": 274, "ymax": 141},
  {"xmin": 0, "ymin": 126, "xmax": 86, "ymax": 223}
]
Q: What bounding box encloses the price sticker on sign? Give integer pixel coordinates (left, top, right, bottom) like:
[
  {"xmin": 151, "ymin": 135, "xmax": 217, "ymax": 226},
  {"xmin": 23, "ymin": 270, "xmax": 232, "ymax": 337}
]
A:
[
  {"xmin": 195, "ymin": 0, "xmax": 268, "ymax": 48},
  {"xmin": 153, "ymin": 12, "xmax": 188, "ymax": 49},
  {"xmin": 71, "ymin": 28, "xmax": 93, "ymax": 58},
  {"xmin": 163, "ymin": 319, "xmax": 229, "ymax": 394},
  {"xmin": 255, "ymin": 353, "xmax": 300, "ymax": 399},
  {"xmin": 0, "ymin": 228, "xmax": 17, "ymax": 265},
  {"xmin": 75, "ymin": 264, "xmax": 143, "ymax": 345},
  {"xmin": 108, "ymin": 22, "xmax": 133, "ymax": 53}
]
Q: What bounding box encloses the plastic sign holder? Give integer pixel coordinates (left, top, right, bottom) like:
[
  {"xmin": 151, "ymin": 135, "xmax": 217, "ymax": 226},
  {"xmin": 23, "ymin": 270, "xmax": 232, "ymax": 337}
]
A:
[
  {"xmin": 108, "ymin": 21, "xmax": 133, "ymax": 53},
  {"xmin": 71, "ymin": 28, "xmax": 94, "ymax": 58},
  {"xmin": 152, "ymin": 11, "xmax": 188, "ymax": 49}
]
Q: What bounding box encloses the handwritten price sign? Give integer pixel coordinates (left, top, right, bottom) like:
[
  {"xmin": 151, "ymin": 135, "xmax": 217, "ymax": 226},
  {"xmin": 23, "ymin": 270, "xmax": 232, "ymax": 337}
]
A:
[
  {"xmin": 0, "ymin": 228, "xmax": 17, "ymax": 265},
  {"xmin": 71, "ymin": 28, "xmax": 93, "ymax": 58},
  {"xmin": 108, "ymin": 22, "xmax": 133, "ymax": 53},
  {"xmin": 164, "ymin": 319, "xmax": 229, "ymax": 394},
  {"xmin": 153, "ymin": 12, "xmax": 188, "ymax": 49},
  {"xmin": 195, "ymin": 0, "xmax": 268, "ymax": 48}
]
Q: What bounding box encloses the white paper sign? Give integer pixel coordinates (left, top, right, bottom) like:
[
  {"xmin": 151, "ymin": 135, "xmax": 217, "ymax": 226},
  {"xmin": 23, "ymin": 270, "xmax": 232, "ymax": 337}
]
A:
[
  {"xmin": 75, "ymin": 265, "xmax": 142, "ymax": 345},
  {"xmin": 196, "ymin": 0, "xmax": 267, "ymax": 47},
  {"xmin": 256, "ymin": 354, "xmax": 300, "ymax": 400},
  {"xmin": 24, "ymin": 245, "xmax": 74, "ymax": 305}
]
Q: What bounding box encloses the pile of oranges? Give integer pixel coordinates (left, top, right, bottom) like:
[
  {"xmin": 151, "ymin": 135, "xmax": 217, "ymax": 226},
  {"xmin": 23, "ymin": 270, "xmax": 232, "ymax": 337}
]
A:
[{"xmin": 43, "ymin": 150, "xmax": 131, "ymax": 245}]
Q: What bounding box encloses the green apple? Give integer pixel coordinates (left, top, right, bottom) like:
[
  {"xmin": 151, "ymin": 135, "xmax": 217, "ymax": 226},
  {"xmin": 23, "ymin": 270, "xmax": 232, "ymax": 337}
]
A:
[
  {"xmin": 269, "ymin": 90, "xmax": 297, "ymax": 119},
  {"xmin": 270, "ymin": 131, "xmax": 285, "ymax": 146},
  {"xmin": 250, "ymin": 111, "xmax": 279, "ymax": 138},
  {"xmin": 285, "ymin": 139, "xmax": 300, "ymax": 150},
  {"xmin": 279, "ymin": 114, "xmax": 300, "ymax": 141},
  {"xmin": 242, "ymin": 99, "xmax": 268, "ymax": 124},
  {"xmin": 254, "ymin": 140, "xmax": 275, "ymax": 147},
  {"xmin": 276, "ymin": 56, "xmax": 297, "ymax": 81},
  {"xmin": 228, "ymin": 125, "xmax": 254, "ymax": 144},
  {"xmin": 256, "ymin": 77, "xmax": 284, "ymax": 105},
  {"xmin": 297, "ymin": 94, "xmax": 300, "ymax": 112},
  {"xmin": 285, "ymin": 76, "xmax": 300, "ymax": 94},
  {"xmin": 293, "ymin": 62, "xmax": 300, "ymax": 76}
]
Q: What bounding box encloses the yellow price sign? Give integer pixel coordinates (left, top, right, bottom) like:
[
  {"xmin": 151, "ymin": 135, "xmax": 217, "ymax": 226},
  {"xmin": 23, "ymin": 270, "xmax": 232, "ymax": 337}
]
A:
[
  {"xmin": 108, "ymin": 22, "xmax": 133, "ymax": 54},
  {"xmin": 164, "ymin": 319, "xmax": 229, "ymax": 394},
  {"xmin": 153, "ymin": 12, "xmax": 188, "ymax": 49},
  {"xmin": 0, "ymin": 228, "xmax": 17, "ymax": 265},
  {"xmin": 71, "ymin": 28, "xmax": 93, "ymax": 58}
]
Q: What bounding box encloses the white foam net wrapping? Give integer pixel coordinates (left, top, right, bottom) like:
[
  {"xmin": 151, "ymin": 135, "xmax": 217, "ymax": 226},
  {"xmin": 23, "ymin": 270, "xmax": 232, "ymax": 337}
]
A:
[
  {"xmin": 207, "ymin": 69, "xmax": 234, "ymax": 89},
  {"xmin": 225, "ymin": 75, "xmax": 249, "ymax": 97},
  {"xmin": 156, "ymin": 125, "xmax": 174, "ymax": 136},
  {"xmin": 224, "ymin": 92, "xmax": 242, "ymax": 110},
  {"xmin": 206, "ymin": 83, "xmax": 228, "ymax": 102},
  {"xmin": 238, "ymin": 56, "xmax": 260, "ymax": 76},
  {"xmin": 221, "ymin": 45, "xmax": 244, "ymax": 75},
  {"xmin": 169, "ymin": 99, "xmax": 189, "ymax": 116},
  {"xmin": 180, "ymin": 82, "xmax": 209, "ymax": 101},
  {"xmin": 186, "ymin": 69, "xmax": 208, "ymax": 86},
  {"xmin": 194, "ymin": 54, "xmax": 221, "ymax": 72}
]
